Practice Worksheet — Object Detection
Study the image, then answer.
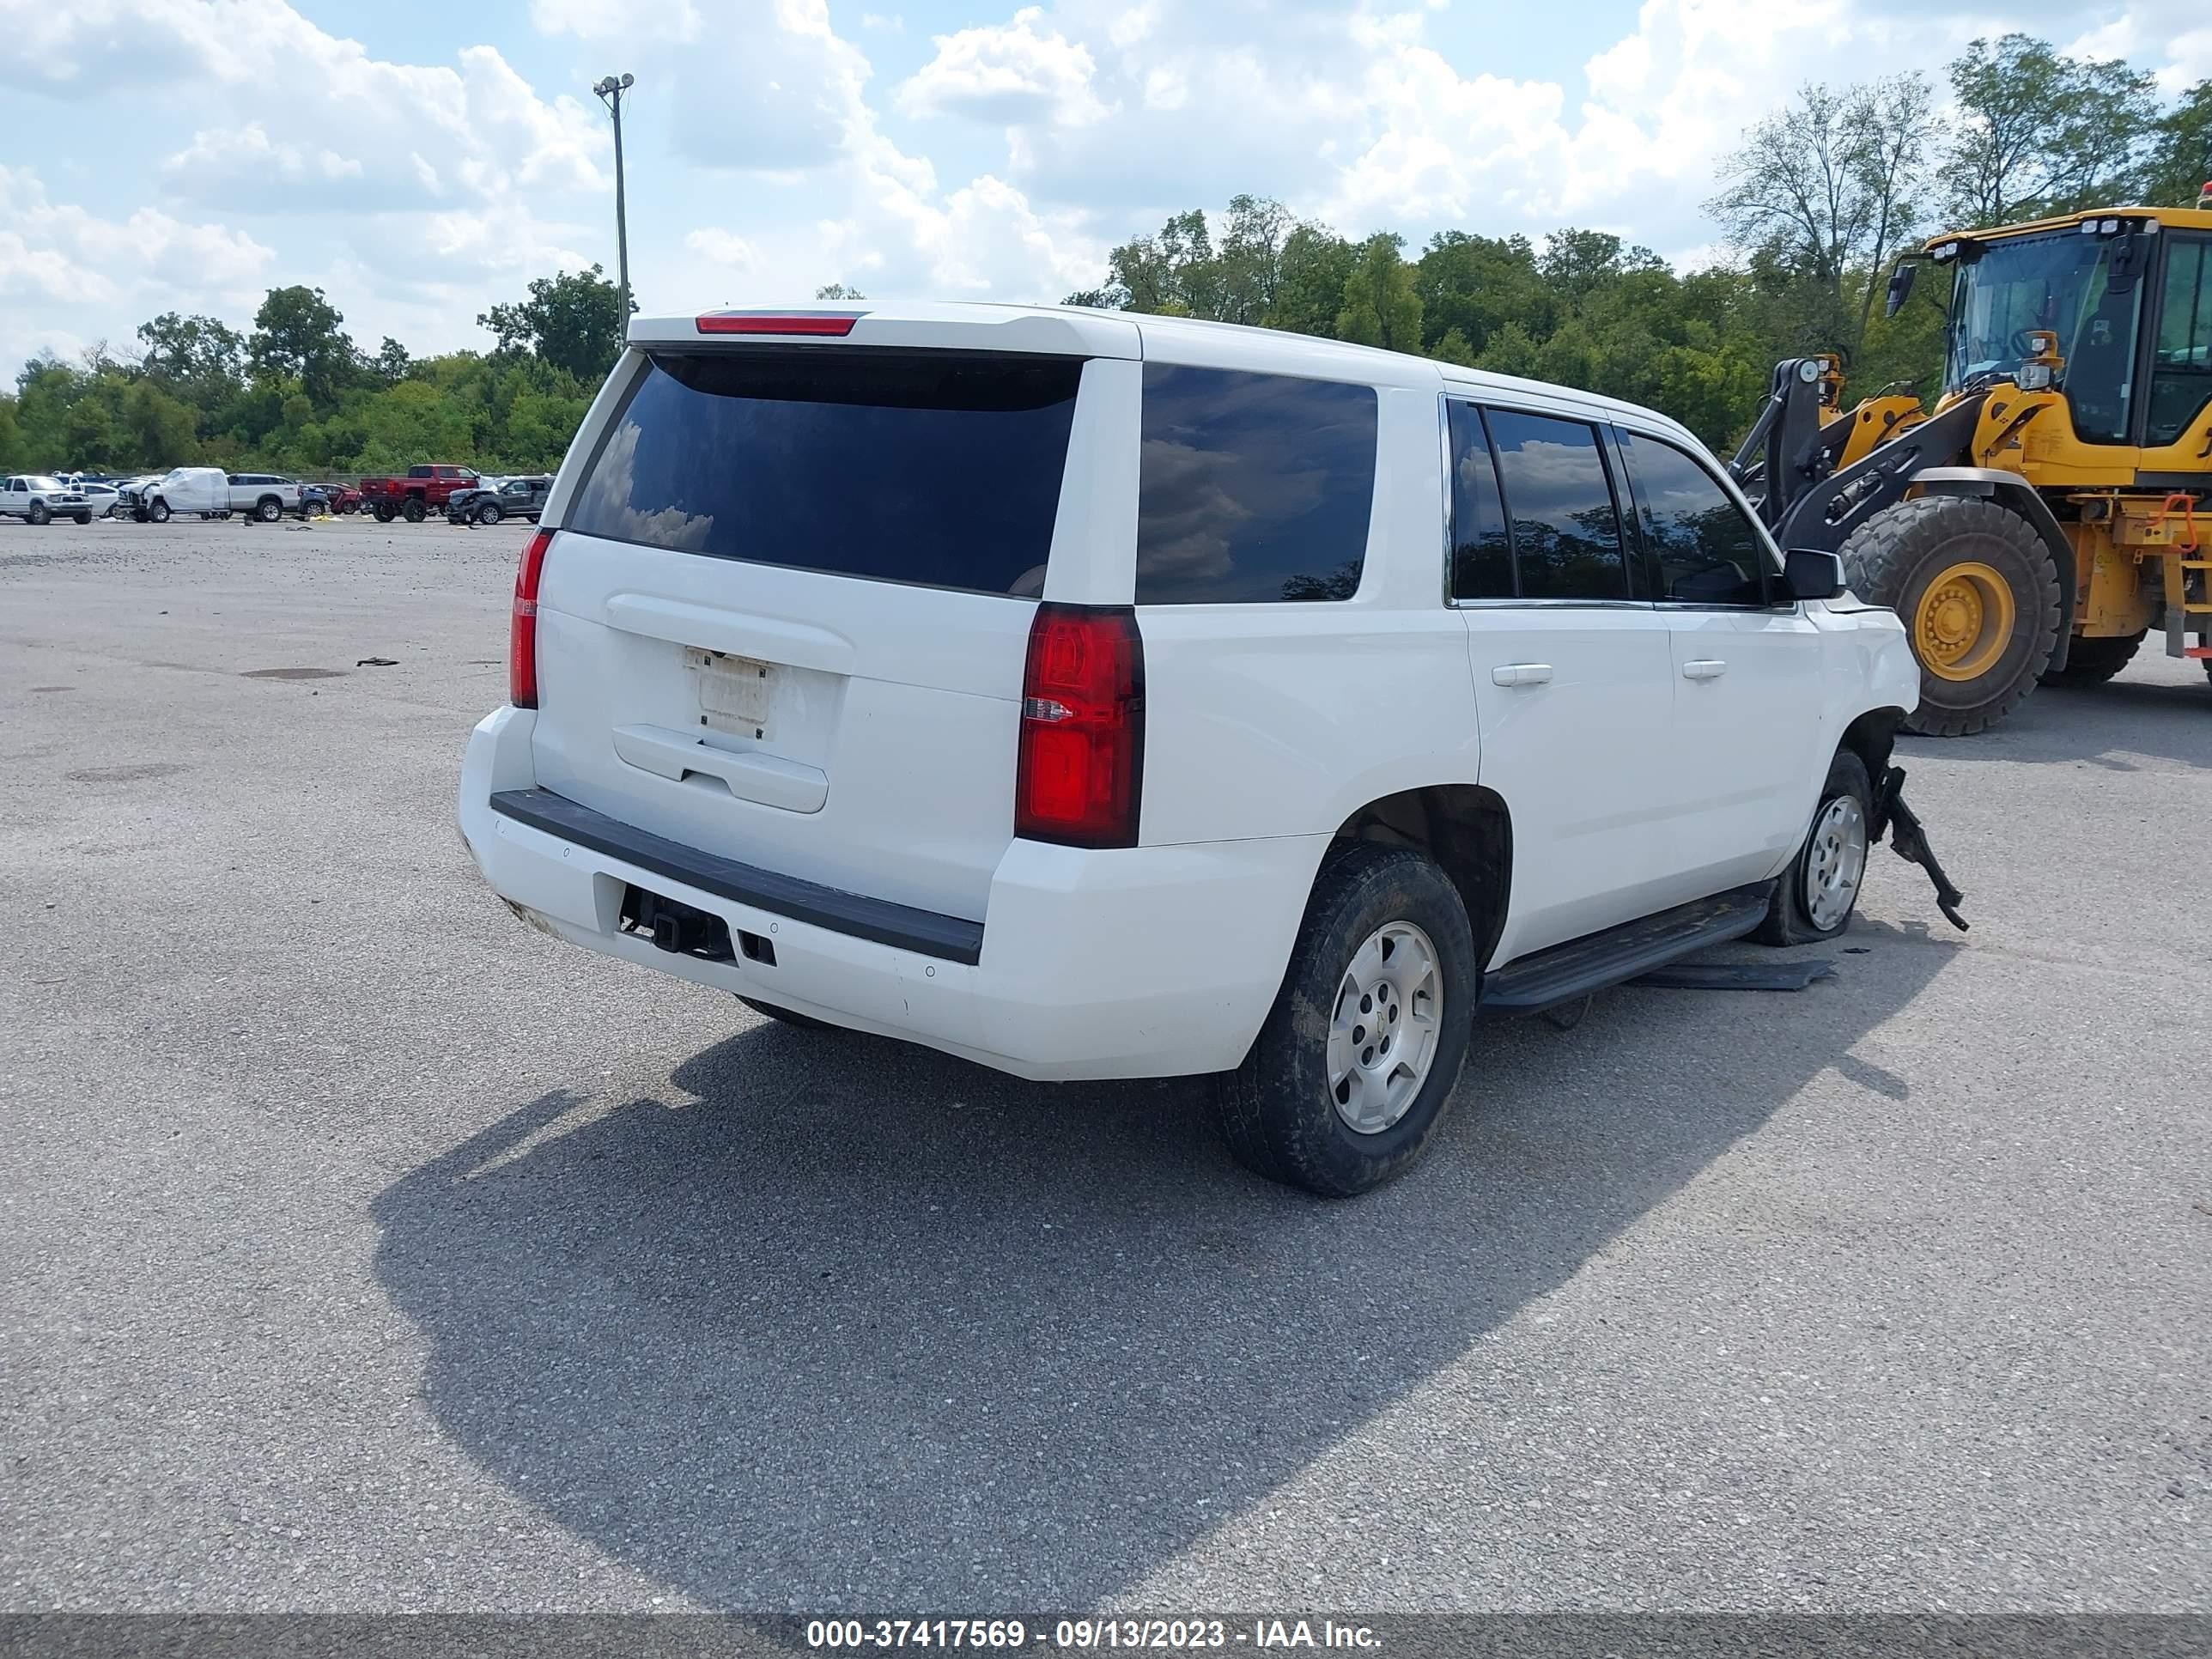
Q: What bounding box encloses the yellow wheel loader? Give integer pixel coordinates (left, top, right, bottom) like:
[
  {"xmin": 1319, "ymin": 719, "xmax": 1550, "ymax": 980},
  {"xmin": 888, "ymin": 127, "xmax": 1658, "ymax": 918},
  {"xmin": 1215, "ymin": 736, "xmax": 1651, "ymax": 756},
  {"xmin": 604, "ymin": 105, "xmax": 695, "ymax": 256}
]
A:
[{"xmin": 1732, "ymin": 195, "xmax": 2212, "ymax": 735}]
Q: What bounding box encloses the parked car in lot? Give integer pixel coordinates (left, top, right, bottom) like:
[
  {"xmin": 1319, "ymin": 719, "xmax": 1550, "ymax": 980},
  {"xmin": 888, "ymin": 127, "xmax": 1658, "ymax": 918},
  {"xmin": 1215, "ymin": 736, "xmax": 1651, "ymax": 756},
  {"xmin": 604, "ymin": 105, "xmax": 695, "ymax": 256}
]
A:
[
  {"xmin": 226, "ymin": 473, "xmax": 303, "ymax": 521},
  {"xmin": 458, "ymin": 303, "xmax": 1938, "ymax": 1196},
  {"xmin": 302, "ymin": 483, "xmax": 362, "ymax": 515},
  {"xmin": 0, "ymin": 475, "xmax": 93, "ymax": 524},
  {"xmin": 360, "ymin": 464, "xmax": 481, "ymax": 521},
  {"xmin": 448, "ymin": 475, "xmax": 551, "ymax": 526},
  {"xmin": 66, "ymin": 477, "xmax": 121, "ymax": 517},
  {"xmin": 129, "ymin": 466, "xmax": 230, "ymax": 522}
]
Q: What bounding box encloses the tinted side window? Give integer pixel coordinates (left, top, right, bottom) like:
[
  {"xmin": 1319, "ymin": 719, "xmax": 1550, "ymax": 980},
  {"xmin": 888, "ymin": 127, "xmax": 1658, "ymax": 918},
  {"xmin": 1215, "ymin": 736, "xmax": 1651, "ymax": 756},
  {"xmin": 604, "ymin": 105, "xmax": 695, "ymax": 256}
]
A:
[
  {"xmin": 2150, "ymin": 238, "xmax": 2212, "ymax": 447},
  {"xmin": 1447, "ymin": 402, "xmax": 1514, "ymax": 599},
  {"xmin": 1484, "ymin": 410, "xmax": 1629, "ymax": 601},
  {"xmin": 1624, "ymin": 432, "xmax": 1773, "ymax": 605},
  {"xmin": 1136, "ymin": 365, "xmax": 1379, "ymax": 604}
]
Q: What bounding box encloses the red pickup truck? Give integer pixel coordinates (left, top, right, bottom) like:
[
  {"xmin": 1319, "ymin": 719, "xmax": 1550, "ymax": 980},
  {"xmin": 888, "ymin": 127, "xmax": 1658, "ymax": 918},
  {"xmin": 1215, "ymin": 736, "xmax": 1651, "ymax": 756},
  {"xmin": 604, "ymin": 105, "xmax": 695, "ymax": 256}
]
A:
[{"xmin": 359, "ymin": 464, "xmax": 482, "ymax": 522}]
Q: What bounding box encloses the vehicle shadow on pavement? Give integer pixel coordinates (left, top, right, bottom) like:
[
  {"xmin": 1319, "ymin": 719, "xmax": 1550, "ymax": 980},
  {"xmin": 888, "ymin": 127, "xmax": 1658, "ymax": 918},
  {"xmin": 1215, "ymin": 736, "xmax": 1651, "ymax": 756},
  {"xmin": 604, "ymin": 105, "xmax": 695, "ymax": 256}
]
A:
[
  {"xmin": 370, "ymin": 920, "xmax": 1954, "ymax": 1608},
  {"xmin": 1908, "ymin": 674, "xmax": 2212, "ymax": 770}
]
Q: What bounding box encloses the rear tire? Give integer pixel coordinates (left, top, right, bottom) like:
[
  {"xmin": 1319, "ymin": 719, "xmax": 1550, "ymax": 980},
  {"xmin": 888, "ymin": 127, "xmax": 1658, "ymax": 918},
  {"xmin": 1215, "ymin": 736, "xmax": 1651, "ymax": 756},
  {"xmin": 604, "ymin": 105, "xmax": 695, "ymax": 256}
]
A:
[
  {"xmin": 1839, "ymin": 495, "xmax": 2060, "ymax": 737},
  {"xmin": 374, "ymin": 504, "xmax": 394, "ymax": 522},
  {"xmin": 1756, "ymin": 749, "xmax": 1873, "ymax": 945},
  {"xmin": 27, "ymin": 501, "xmax": 48, "ymax": 526},
  {"xmin": 2039, "ymin": 629, "xmax": 2144, "ymax": 687},
  {"xmin": 738, "ymin": 996, "xmax": 839, "ymax": 1033},
  {"xmin": 1214, "ymin": 842, "xmax": 1476, "ymax": 1197},
  {"xmin": 402, "ymin": 497, "xmax": 426, "ymax": 523}
]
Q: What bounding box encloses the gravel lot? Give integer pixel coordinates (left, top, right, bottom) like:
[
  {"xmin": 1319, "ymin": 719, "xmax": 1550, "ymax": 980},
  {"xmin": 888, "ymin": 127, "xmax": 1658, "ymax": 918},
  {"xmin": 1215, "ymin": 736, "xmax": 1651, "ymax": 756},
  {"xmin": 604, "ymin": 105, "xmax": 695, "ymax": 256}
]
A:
[{"xmin": 2, "ymin": 514, "xmax": 2207, "ymax": 1614}]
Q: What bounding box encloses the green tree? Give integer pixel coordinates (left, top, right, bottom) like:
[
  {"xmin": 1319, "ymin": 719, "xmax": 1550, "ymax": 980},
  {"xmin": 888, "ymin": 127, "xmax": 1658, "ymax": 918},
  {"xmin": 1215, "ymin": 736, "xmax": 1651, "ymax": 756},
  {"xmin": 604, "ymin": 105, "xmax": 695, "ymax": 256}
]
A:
[
  {"xmin": 368, "ymin": 337, "xmax": 414, "ymax": 387},
  {"xmin": 477, "ymin": 264, "xmax": 630, "ymax": 382},
  {"xmin": 137, "ymin": 312, "xmax": 245, "ymax": 409},
  {"xmin": 814, "ymin": 282, "xmax": 867, "ymax": 301},
  {"xmin": 2144, "ymin": 79, "xmax": 2212, "ymax": 207},
  {"xmin": 1334, "ymin": 234, "xmax": 1424, "ymax": 351},
  {"xmin": 249, "ymin": 286, "xmax": 357, "ymax": 410},
  {"xmin": 1709, "ymin": 76, "xmax": 1935, "ymax": 352},
  {"xmin": 1415, "ymin": 231, "xmax": 1550, "ymax": 357},
  {"xmin": 1269, "ymin": 224, "xmax": 1356, "ymax": 337},
  {"xmin": 1945, "ymin": 35, "xmax": 2157, "ymax": 225}
]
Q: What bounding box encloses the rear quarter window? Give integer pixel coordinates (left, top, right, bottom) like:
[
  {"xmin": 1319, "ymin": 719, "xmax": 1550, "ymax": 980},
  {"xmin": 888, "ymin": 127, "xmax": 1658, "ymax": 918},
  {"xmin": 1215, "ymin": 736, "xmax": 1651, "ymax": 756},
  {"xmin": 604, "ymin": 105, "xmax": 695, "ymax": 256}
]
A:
[
  {"xmin": 564, "ymin": 350, "xmax": 1082, "ymax": 597},
  {"xmin": 1136, "ymin": 365, "xmax": 1380, "ymax": 605}
]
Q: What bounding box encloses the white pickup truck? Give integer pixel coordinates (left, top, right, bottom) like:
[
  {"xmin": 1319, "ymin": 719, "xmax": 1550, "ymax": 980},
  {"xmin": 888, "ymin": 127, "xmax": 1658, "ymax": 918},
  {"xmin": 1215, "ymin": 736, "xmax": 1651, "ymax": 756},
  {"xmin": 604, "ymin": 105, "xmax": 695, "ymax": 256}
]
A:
[
  {"xmin": 224, "ymin": 472, "xmax": 304, "ymax": 520},
  {"xmin": 0, "ymin": 476, "xmax": 93, "ymax": 524}
]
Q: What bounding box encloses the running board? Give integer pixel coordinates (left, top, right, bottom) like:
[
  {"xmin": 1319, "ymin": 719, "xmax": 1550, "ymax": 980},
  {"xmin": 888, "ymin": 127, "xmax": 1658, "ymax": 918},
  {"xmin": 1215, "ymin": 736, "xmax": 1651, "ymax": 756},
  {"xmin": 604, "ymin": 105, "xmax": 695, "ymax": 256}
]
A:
[{"xmin": 1479, "ymin": 884, "xmax": 1773, "ymax": 1013}]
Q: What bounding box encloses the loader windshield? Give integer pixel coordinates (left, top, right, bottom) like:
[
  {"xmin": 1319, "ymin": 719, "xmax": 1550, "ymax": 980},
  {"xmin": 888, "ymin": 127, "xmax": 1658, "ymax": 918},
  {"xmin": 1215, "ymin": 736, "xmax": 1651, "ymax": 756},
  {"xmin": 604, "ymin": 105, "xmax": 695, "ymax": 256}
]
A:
[{"xmin": 1946, "ymin": 231, "xmax": 2141, "ymax": 442}]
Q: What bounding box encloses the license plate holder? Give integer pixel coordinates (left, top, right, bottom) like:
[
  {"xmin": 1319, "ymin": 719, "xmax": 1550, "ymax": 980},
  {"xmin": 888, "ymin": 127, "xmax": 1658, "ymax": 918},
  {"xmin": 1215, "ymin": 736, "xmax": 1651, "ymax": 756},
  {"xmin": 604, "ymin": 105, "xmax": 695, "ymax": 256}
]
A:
[{"xmin": 685, "ymin": 647, "xmax": 774, "ymax": 738}]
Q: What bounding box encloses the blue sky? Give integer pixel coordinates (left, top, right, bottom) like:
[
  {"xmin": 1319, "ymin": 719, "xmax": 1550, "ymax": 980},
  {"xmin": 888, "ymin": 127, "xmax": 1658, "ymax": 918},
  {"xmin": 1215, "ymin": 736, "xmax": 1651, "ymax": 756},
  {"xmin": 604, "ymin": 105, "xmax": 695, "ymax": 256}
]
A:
[{"xmin": 5, "ymin": 0, "xmax": 2205, "ymax": 379}]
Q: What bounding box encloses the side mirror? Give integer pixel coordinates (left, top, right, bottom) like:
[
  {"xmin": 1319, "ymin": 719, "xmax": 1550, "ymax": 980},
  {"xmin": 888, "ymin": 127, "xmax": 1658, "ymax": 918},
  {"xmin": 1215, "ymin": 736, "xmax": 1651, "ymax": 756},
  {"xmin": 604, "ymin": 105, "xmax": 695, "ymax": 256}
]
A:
[
  {"xmin": 1884, "ymin": 261, "xmax": 1917, "ymax": 319},
  {"xmin": 1784, "ymin": 548, "xmax": 1848, "ymax": 601}
]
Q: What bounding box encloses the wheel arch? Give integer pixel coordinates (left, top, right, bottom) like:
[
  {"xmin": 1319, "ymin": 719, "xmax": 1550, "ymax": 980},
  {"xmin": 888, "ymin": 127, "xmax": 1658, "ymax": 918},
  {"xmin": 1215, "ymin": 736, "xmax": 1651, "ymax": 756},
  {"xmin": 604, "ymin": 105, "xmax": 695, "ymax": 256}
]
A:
[
  {"xmin": 1911, "ymin": 468, "xmax": 2077, "ymax": 672},
  {"xmin": 1837, "ymin": 705, "xmax": 1903, "ymax": 788},
  {"xmin": 1332, "ymin": 784, "xmax": 1512, "ymax": 975}
]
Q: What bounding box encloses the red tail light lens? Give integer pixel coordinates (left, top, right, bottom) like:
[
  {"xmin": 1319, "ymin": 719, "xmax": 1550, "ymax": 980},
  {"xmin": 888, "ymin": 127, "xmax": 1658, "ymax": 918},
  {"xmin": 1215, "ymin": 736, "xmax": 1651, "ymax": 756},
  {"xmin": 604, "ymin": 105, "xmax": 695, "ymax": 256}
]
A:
[
  {"xmin": 1015, "ymin": 604, "xmax": 1145, "ymax": 848},
  {"xmin": 695, "ymin": 312, "xmax": 860, "ymax": 336},
  {"xmin": 510, "ymin": 528, "xmax": 552, "ymax": 708}
]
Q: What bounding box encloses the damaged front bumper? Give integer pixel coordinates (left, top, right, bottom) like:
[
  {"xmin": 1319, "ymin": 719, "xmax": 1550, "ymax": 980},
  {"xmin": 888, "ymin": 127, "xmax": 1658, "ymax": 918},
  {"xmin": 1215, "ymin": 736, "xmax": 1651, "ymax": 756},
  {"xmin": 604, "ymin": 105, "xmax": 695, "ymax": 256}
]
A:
[{"xmin": 1872, "ymin": 766, "xmax": 1968, "ymax": 931}]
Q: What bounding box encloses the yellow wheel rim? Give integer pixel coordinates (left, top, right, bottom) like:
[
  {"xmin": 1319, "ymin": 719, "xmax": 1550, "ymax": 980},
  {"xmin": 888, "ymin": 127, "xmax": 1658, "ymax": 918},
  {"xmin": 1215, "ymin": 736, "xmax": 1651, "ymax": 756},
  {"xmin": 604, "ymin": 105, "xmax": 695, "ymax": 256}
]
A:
[{"xmin": 1912, "ymin": 561, "xmax": 2016, "ymax": 683}]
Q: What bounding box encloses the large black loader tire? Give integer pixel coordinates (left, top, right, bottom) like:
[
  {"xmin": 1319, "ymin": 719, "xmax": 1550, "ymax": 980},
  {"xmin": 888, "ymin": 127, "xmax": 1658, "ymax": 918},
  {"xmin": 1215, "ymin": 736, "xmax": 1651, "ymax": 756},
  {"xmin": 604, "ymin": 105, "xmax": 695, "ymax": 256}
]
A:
[
  {"xmin": 1214, "ymin": 842, "xmax": 1476, "ymax": 1198},
  {"xmin": 1838, "ymin": 495, "xmax": 2061, "ymax": 737},
  {"xmin": 2039, "ymin": 629, "xmax": 2144, "ymax": 688}
]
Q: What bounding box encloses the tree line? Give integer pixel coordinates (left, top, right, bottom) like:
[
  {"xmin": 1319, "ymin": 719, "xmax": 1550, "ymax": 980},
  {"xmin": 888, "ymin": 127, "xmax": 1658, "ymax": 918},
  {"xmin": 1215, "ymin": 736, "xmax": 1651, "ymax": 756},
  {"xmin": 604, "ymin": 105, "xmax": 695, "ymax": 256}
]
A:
[
  {"xmin": 0, "ymin": 266, "xmax": 630, "ymax": 479},
  {"xmin": 3, "ymin": 29, "xmax": 2207, "ymax": 475},
  {"xmin": 1060, "ymin": 32, "xmax": 2212, "ymax": 450}
]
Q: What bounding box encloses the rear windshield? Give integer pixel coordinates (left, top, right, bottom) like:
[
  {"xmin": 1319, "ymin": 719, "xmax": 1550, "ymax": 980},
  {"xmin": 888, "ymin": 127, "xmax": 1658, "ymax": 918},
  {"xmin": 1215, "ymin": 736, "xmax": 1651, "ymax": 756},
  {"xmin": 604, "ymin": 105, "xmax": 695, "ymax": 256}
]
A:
[{"xmin": 566, "ymin": 349, "xmax": 1083, "ymax": 597}]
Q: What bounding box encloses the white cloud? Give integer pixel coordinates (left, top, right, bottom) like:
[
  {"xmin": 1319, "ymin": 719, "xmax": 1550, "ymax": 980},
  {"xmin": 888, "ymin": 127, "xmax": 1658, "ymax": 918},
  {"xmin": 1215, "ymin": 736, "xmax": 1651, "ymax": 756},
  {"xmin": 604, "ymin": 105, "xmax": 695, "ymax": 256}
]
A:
[
  {"xmin": 686, "ymin": 228, "xmax": 763, "ymax": 270},
  {"xmin": 0, "ymin": 166, "xmax": 272, "ymax": 309},
  {"xmin": 21, "ymin": 0, "xmax": 605, "ymax": 210},
  {"xmin": 896, "ymin": 6, "xmax": 1105, "ymax": 125}
]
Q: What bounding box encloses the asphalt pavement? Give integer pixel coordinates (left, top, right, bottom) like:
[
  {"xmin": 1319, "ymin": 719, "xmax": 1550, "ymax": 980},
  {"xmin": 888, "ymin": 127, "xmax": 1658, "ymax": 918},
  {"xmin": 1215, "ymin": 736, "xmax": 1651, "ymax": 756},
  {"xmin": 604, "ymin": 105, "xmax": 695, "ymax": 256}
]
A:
[{"xmin": 1, "ymin": 515, "xmax": 2207, "ymax": 1613}]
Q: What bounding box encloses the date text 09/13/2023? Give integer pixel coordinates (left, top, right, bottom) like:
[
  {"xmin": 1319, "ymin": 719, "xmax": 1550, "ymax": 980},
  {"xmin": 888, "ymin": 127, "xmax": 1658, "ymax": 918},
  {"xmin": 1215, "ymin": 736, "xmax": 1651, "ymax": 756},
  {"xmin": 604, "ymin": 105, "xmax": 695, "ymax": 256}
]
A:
[{"xmin": 804, "ymin": 1618, "xmax": 1382, "ymax": 1650}]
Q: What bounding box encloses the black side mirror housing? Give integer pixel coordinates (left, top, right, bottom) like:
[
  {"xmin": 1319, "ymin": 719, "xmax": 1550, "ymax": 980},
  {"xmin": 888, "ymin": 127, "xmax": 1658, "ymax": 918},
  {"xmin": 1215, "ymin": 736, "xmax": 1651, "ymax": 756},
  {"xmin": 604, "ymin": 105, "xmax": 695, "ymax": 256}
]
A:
[
  {"xmin": 1884, "ymin": 261, "xmax": 1917, "ymax": 319},
  {"xmin": 1784, "ymin": 548, "xmax": 1848, "ymax": 601}
]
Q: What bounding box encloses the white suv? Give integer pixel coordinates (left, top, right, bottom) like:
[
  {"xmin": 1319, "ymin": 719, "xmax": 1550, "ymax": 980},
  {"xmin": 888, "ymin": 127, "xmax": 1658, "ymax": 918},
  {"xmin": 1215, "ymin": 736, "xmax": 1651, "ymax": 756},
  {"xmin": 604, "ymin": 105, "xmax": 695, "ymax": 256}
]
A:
[{"xmin": 459, "ymin": 303, "xmax": 1942, "ymax": 1195}]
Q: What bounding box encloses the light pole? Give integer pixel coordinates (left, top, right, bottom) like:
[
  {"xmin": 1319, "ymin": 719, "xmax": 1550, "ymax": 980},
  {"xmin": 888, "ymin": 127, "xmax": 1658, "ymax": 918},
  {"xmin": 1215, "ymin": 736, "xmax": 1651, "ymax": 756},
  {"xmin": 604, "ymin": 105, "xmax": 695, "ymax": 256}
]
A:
[{"xmin": 592, "ymin": 72, "xmax": 635, "ymax": 323}]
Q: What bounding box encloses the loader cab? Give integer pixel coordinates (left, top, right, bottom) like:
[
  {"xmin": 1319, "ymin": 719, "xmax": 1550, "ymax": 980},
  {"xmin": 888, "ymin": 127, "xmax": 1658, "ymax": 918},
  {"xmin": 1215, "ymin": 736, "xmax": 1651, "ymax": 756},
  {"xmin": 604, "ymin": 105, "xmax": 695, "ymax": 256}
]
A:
[{"xmin": 1933, "ymin": 208, "xmax": 2212, "ymax": 453}]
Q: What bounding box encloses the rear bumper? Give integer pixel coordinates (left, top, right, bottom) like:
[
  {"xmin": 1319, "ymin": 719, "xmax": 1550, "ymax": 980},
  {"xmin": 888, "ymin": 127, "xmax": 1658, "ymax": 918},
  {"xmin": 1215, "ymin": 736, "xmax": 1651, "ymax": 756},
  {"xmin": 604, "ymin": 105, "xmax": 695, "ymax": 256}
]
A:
[{"xmin": 457, "ymin": 706, "xmax": 1320, "ymax": 1081}]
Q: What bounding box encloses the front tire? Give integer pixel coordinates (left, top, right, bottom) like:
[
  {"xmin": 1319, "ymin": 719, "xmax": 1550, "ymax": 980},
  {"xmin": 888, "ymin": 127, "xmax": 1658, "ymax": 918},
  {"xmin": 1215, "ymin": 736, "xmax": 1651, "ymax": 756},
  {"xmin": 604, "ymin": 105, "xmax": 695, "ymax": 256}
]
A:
[
  {"xmin": 1214, "ymin": 842, "xmax": 1476, "ymax": 1197},
  {"xmin": 73, "ymin": 511, "xmax": 91, "ymax": 526},
  {"xmin": 148, "ymin": 498, "xmax": 171, "ymax": 524},
  {"xmin": 1839, "ymin": 495, "xmax": 2061, "ymax": 737},
  {"xmin": 2040, "ymin": 629, "xmax": 2144, "ymax": 688},
  {"xmin": 256, "ymin": 496, "xmax": 283, "ymax": 522},
  {"xmin": 1757, "ymin": 749, "xmax": 1873, "ymax": 945},
  {"xmin": 476, "ymin": 501, "xmax": 502, "ymax": 526}
]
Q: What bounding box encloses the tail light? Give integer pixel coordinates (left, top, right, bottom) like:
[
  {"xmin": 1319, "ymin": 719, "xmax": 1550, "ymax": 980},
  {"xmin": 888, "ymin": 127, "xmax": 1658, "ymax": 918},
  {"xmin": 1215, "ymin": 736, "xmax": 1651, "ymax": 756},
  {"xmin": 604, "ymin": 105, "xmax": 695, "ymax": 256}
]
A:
[
  {"xmin": 1015, "ymin": 604, "xmax": 1145, "ymax": 848},
  {"xmin": 509, "ymin": 528, "xmax": 552, "ymax": 708},
  {"xmin": 696, "ymin": 311, "xmax": 860, "ymax": 336}
]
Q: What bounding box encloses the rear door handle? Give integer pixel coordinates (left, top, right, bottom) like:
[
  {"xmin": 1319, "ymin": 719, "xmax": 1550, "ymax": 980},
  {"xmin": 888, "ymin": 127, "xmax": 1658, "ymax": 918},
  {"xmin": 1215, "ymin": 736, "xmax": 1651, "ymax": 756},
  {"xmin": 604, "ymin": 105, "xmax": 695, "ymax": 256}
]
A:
[
  {"xmin": 1492, "ymin": 663, "xmax": 1553, "ymax": 687},
  {"xmin": 1681, "ymin": 659, "xmax": 1729, "ymax": 681}
]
